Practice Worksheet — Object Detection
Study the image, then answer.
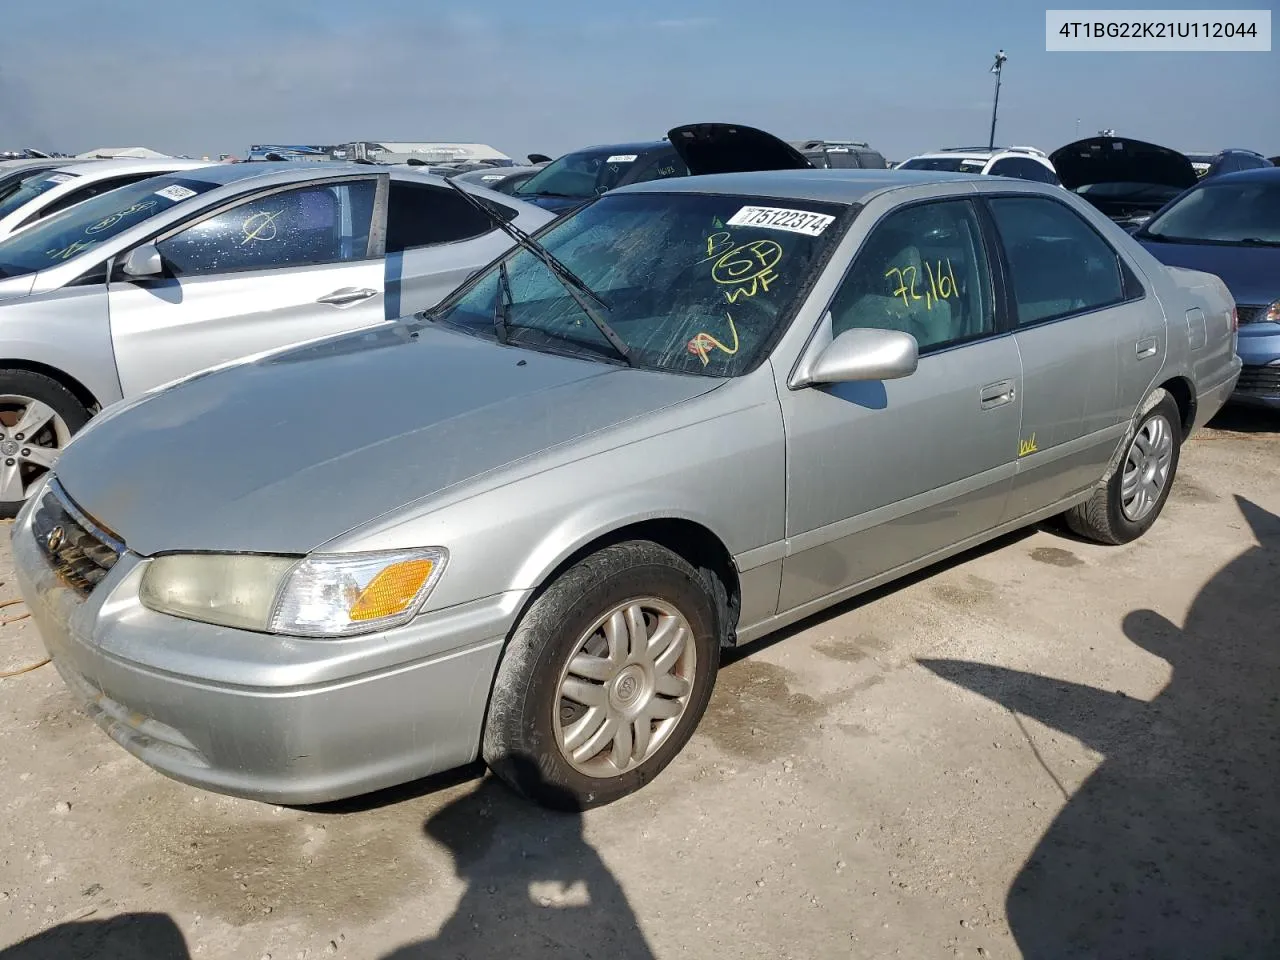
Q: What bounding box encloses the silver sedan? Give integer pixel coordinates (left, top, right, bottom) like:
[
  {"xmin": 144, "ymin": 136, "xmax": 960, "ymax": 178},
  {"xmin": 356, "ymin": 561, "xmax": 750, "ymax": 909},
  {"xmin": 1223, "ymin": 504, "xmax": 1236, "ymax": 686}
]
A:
[
  {"xmin": 12, "ymin": 167, "xmax": 1240, "ymax": 810},
  {"xmin": 0, "ymin": 162, "xmax": 553, "ymax": 513}
]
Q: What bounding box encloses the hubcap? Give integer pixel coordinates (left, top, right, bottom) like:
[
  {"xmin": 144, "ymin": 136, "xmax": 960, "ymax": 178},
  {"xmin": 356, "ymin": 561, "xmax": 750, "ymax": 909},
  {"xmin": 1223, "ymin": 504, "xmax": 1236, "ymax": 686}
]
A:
[
  {"xmin": 1120, "ymin": 413, "xmax": 1174, "ymax": 522},
  {"xmin": 553, "ymin": 598, "xmax": 697, "ymax": 778},
  {"xmin": 0, "ymin": 396, "xmax": 70, "ymax": 504}
]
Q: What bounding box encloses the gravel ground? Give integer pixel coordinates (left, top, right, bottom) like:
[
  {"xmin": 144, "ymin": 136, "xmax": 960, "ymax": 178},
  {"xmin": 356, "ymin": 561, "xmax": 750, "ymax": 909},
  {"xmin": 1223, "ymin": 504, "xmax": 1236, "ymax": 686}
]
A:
[{"xmin": 1, "ymin": 407, "xmax": 1277, "ymax": 960}]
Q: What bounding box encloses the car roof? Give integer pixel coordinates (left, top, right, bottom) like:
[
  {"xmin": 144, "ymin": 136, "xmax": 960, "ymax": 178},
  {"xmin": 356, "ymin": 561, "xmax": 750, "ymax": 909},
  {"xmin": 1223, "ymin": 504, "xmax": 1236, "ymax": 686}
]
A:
[
  {"xmin": 1201, "ymin": 166, "xmax": 1280, "ymax": 184},
  {"xmin": 619, "ymin": 168, "xmax": 984, "ymax": 204},
  {"xmin": 561, "ymin": 140, "xmax": 667, "ymax": 156},
  {"xmin": 49, "ymin": 157, "xmax": 214, "ymax": 177}
]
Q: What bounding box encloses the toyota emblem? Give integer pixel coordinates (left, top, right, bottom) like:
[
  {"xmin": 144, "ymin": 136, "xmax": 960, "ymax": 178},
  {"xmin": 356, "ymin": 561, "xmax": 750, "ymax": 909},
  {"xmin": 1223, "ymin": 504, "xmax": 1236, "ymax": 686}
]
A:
[{"xmin": 46, "ymin": 526, "xmax": 65, "ymax": 552}]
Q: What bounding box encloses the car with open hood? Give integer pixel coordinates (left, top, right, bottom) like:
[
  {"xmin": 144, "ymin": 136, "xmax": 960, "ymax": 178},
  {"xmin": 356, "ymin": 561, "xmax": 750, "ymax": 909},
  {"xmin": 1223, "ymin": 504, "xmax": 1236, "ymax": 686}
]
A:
[
  {"xmin": 512, "ymin": 122, "xmax": 813, "ymax": 213},
  {"xmin": 11, "ymin": 166, "xmax": 1238, "ymax": 811},
  {"xmin": 0, "ymin": 162, "xmax": 553, "ymax": 514},
  {"xmin": 1134, "ymin": 166, "xmax": 1280, "ymax": 410},
  {"xmin": 1050, "ymin": 136, "xmax": 1199, "ymax": 231}
]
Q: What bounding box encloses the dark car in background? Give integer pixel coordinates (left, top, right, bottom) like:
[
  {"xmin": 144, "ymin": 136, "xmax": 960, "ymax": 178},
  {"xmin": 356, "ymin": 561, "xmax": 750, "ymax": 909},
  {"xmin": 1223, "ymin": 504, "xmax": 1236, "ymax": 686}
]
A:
[
  {"xmin": 1134, "ymin": 167, "xmax": 1280, "ymax": 410},
  {"xmin": 1203, "ymin": 149, "xmax": 1273, "ymax": 179},
  {"xmin": 1050, "ymin": 136, "xmax": 1198, "ymax": 231},
  {"xmin": 512, "ymin": 123, "xmax": 813, "ymax": 213},
  {"xmin": 789, "ymin": 139, "xmax": 887, "ymax": 169},
  {"xmin": 451, "ymin": 164, "xmax": 547, "ymax": 195}
]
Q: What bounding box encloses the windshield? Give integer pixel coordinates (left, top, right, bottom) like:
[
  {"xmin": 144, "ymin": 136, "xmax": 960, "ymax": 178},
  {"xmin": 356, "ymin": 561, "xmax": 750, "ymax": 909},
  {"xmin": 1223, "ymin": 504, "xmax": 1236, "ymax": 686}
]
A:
[
  {"xmin": 899, "ymin": 156, "xmax": 987, "ymax": 173},
  {"xmin": 431, "ymin": 191, "xmax": 849, "ymax": 376},
  {"xmin": 1141, "ymin": 178, "xmax": 1280, "ymax": 244},
  {"xmin": 515, "ymin": 148, "xmax": 651, "ymax": 200},
  {"xmin": 0, "ymin": 175, "xmax": 219, "ymax": 278},
  {"xmin": 0, "ymin": 170, "xmax": 79, "ymax": 220}
]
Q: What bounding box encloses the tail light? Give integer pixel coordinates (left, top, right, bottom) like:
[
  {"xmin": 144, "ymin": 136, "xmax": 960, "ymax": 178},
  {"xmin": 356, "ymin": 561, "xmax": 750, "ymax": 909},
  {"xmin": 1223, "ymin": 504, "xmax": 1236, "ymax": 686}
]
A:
[{"xmin": 1231, "ymin": 306, "xmax": 1239, "ymax": 332}]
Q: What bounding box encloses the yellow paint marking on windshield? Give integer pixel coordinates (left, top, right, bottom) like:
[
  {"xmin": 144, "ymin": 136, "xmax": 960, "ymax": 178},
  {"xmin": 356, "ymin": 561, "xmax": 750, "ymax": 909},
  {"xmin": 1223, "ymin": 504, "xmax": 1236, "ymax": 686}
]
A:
[
  {"xmin": 45, "ymin": 239, "xmax": 97, "ymax": 262},
  {"xmin": 85, "ymin": 200, "xmax": 157, "ymax": 235},
  {"xmin": 240, "ymin": 209, "xmax": 283, "ymax": 245},
  {"xmin": 1019, "ymin": 434, "xmax": 1038, "ymax": 457},
  {"xmin": 713, "ymin": 239, "xmax": 782, "ymax": 303},
  {"xmin": 687, "ymin": 312, "xmax": 740, "ymax": 366},
  {"xmin": 700, "ymin": 231, "xmax": 735, "ymax": 262}
]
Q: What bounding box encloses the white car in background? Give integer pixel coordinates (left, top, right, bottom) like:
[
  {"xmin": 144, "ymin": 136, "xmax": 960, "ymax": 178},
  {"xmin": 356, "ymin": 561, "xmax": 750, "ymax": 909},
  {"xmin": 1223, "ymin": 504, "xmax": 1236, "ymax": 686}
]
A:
[
  {"xmin": 896, "ymin": 147, "xmax": 1062, "ymax": 185},
  {"xmin": 0, "ymin": 161, "xmax": 554, "ymax": 513},
  {"xmin": 0, "ymin": 158, "xmax": 214, "ymax": 242}
]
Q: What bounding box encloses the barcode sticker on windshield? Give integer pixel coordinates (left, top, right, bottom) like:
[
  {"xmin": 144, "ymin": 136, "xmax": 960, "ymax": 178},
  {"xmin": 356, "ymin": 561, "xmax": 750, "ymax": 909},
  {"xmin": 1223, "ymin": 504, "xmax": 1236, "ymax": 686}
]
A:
[
  {"xmin": 726, "ymin": 206, "xmax": 836, "ymax": 236},
  {"xmin": 606, "ymin": 154, "xmax": 638, "ymax": 163},
  {"xmin": 154, "ymin": 184, "xmax": 197, "ymax": 202},
  {"xmin": 44, "ymin": 174, "xmax": 74, "ymax": 184}
]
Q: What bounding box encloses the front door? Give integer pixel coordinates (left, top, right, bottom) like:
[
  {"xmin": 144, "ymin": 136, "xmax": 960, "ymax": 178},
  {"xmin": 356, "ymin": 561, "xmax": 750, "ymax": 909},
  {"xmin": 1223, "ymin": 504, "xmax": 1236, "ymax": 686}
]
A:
[
  {"xmin": 108, "ymin": 177, "xmax": 385, "ymax": 396},
  {"xmin": 778, "ymin": 197, "xmax": 1022, "ymax": 612}
]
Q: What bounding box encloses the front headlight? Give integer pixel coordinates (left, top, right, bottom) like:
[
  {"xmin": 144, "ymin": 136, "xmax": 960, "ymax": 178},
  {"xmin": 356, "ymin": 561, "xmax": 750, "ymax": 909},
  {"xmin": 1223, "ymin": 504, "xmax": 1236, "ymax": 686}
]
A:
[{"xmin": 139, "ymin": 547, "xmax": 448, "ymax": 637}]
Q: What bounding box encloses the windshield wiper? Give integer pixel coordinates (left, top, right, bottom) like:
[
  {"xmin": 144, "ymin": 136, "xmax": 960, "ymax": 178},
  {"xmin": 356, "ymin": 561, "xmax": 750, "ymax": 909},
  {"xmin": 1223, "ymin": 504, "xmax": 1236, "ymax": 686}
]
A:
[
  {"xmin": 443, "ymin": 179, "xmax": 635, "ymax": 366},
  {"xmin": 1240, "ymin": 237, "xmax": 1280, "ymax": 247},
  {"xmin": 494, "ymin": 260, "xmax": 513, "ymax": 343}
]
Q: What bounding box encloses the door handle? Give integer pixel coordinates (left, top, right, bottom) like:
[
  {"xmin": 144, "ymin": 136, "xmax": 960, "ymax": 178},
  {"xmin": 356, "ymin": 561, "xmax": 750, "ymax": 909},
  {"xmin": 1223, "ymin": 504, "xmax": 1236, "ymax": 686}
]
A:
[
  {"xmin": 979, "ymin": 379, "xmax": 1016, "ymax": 409},
  {"xmin": 317, "ymin": 287, "xmax": 378, "ymax": 306},
  {"xmin": 1135, "ymin": 337, "xmax": 1159, "ymax": 359}
]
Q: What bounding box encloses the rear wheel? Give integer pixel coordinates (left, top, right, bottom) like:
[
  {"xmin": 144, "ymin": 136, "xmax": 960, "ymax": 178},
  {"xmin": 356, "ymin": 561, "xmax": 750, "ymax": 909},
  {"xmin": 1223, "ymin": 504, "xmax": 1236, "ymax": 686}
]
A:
[
  {"xmin": 483, "ymin": 540, "xmax": 721, "ymax": 810},
  {"xmin": 1064, "ymin": 389, "xmax": 1181, "ymax": 545},
  {"xmin": 0, "ymin": 370, "xmax": 91, "ymax": 518}
]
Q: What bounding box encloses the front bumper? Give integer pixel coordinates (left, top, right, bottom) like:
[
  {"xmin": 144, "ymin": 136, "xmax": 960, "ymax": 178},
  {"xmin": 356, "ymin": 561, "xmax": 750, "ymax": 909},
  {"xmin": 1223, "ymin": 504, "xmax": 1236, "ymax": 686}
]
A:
[
  {"xmin": 1231, "ymin": 324, "xmax": 1280, "ymax": 410},
  {"xmin": 11, "ymin": 485, "xmax": 525, "ymax": 805}
]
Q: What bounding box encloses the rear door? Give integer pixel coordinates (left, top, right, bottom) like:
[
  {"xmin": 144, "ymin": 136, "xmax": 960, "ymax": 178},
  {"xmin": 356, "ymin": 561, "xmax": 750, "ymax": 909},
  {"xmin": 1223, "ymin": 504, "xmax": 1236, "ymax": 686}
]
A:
[
  {"xmin": 982, "ymin": 191, "xmax": 1161, "ymax": 521},
  {"xmin": 108, "ymin": 175, "xmax": 384, "ymax": 396}
]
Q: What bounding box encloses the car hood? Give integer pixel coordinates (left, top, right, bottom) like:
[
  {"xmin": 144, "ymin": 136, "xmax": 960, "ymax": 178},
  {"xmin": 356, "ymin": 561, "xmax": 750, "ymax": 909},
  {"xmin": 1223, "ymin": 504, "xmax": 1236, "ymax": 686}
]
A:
[
  {"xmin": 667, "ymin": 122, "xmax": 814, "ymax": 175},
  {"xmin": 1049, "ymin": 137, "xmax": 1198, "ymax": 191},
  {"xmin": 0, "ymin": 272, "xmax": 36, "ymax": 300},
  {"xmin": 54, "ymin": 322, "xmax": 723, "ymax": 556},
  {"xmin": 1139, "ymin": 239, "xmax": 1280, "ymax": 307}
]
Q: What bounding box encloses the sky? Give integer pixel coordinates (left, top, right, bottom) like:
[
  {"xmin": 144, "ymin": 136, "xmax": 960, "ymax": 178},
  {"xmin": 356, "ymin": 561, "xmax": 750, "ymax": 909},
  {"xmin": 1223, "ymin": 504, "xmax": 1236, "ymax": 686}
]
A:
[{"xmin": 2, "ymin": 0, "xmax": 1277, "ymax": 162}]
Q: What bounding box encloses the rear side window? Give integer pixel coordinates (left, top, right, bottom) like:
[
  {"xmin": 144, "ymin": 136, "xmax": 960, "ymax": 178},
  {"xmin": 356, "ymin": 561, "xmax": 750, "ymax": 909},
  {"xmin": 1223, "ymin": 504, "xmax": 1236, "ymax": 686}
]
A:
[
  {"xmin": 988, "ymin": 196, "xmax": 1129, "ymax": 326},
  {"xmin": 386, "ymin": 181, "xmax": 510, "ymax": 252},
  {"xmin": 157, "ymin": 180, "xmax": 376, "ymax": 277}
]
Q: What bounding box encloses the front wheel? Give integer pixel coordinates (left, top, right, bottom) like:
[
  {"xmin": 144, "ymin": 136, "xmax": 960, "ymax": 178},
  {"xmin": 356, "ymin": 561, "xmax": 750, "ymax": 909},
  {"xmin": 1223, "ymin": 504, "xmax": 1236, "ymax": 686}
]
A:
[
  {"xmin": 1064, "ymin": 389, "xmax": 1182, "ymax": 545},
  {"xmin": 0, "ymin": 370, "xmax": 91, "ymax": 518},
  {"xmin": 483, "ymin": 540, "xmax": 722, "ymax": 810}
]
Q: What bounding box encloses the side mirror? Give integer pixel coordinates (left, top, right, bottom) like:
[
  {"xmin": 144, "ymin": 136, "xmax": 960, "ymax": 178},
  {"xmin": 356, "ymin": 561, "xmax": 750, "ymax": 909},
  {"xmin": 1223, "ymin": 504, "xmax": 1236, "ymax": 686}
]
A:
[
  {"xmin": 121, "ymin": 243, "xmax": 163, "ymax": 279},
  {"xmin": 793, "ymin": 327, "xmax": 918, "ymax": 387}
]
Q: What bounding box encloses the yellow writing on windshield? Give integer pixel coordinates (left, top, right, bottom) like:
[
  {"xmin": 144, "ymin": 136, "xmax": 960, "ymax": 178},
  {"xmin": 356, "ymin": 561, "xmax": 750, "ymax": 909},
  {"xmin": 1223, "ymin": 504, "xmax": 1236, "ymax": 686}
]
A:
[
  {"xmin": 85, "ymin": 200, "xmax": 157, "ymax": 235},
  {"xmin": 687, "ymin": 312, "xmax": 740, "ymax": 366},
  {"xmin": 885, "ymin": 258, "xmax": 960, "ymax": 310},
  {"xmin": 45, "ymin": 239, "xmax": 98, "ymax": 262},
  {"xmin": 240, "ymin": 209, "xmax": 283, "ymax": 245},
  {"xmin": 712, "ymin": 239, "xmax": 782, "ymax": 303}
]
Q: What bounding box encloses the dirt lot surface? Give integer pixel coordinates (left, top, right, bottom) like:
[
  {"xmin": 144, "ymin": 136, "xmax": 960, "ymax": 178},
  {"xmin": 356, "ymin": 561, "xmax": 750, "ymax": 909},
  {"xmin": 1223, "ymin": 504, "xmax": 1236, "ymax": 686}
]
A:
[{"xmin": 2, "ymin": 408, "xmax": 1277, "ymax": 960}]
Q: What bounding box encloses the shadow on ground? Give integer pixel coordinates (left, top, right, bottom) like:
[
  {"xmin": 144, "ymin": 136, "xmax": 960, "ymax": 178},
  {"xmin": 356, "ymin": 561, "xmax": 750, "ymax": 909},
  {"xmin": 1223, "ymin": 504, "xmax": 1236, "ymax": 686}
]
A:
[
  {"xmin": 921, "ymin": 495, "xmax": 1280, "ymax": 958},
  {"xmin": 0, "ymin": 760, "xmax": 653, "ymax": 960}
]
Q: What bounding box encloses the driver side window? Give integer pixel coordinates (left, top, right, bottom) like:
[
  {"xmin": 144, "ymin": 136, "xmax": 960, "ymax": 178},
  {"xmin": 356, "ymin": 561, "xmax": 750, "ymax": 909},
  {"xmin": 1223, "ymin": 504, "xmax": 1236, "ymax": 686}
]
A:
[
  {"xmin": 156, "ymin": 180, "xmax": 376, "ymax": 277},
  {"xmin": 829, "ymin": 199, "xmax": 998, "ymax": 353},
  {"xmin": 829, "ymin": 199, "xmax": 995, "ymax": 352}
]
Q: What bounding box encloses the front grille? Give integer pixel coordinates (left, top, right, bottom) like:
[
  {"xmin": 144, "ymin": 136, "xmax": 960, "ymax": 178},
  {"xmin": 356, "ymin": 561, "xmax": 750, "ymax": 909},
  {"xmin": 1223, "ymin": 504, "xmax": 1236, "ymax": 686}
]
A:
[
  {"xmin": 1236, "ymin": 305, "xmax": 1266, "ymax": 325},
  {"xmin": 1236, "ymin": 364, "xmax": 1280, "ymax": 397},
  {"xmin": 31, "ymin": 481, "xmax": 123, "ymax": 596}
]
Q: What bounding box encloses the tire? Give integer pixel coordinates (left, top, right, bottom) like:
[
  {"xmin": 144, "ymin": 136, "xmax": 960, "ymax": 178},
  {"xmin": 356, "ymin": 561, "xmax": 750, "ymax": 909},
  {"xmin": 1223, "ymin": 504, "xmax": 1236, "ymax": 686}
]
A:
[
  {"xmin": 483, "ymin": 540, "xmax": 722, "ymax": 811},
  {"xmin": 1064, "ymin": 389, "xmax": 1182, "ymax": 545},
  {"xmin": 0, "ymin": 370, "xmax": 91, "ymax": 519}
]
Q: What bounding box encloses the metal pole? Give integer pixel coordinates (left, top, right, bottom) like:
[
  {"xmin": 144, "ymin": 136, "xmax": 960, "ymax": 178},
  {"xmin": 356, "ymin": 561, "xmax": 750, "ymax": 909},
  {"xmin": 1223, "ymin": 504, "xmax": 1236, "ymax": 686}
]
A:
[{"xmin": 987, "ymin": 50, "xmax": 1007, "ymax": 151}]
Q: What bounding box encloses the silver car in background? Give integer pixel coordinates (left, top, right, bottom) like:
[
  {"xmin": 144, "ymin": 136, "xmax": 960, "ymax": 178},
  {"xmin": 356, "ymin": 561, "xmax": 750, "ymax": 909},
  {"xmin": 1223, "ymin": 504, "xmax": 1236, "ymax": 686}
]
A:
[
  {"xmin": 11, "ymin": 168, "xmax": 1240, "ymax": 811},
  {"xmin": 0, "ymin": 158, "xmax": 214, "ymax": 242},
  {"xmin": 0, "ymin": 162, "xmax": 554, "ymax": 513}
]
